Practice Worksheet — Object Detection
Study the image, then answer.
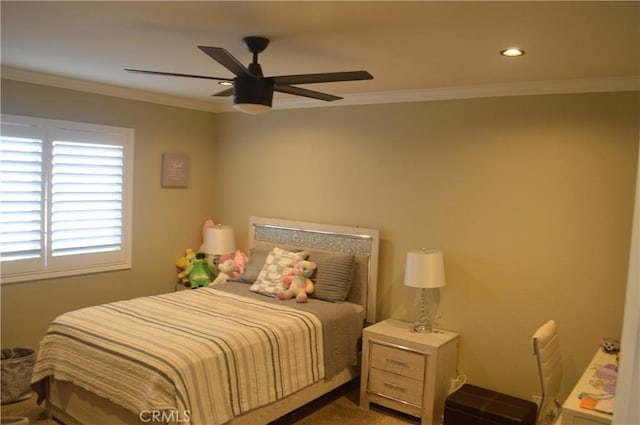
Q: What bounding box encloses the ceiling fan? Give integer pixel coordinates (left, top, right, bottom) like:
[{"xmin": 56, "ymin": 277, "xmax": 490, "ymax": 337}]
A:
[{"xmin": 125, "ymin": 36, "xmax": 374, "ymax": 114}]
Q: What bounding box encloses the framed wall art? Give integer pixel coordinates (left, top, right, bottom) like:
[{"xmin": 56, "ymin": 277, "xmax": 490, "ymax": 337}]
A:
[{"xmin": 161, "ymin": 153, "xmax": 190, "ymax": 188}]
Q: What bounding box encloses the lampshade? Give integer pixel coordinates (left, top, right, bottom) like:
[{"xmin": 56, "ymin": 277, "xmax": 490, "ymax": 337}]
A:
[
  {"xmin": 204, "ymin": 225, "xmax": 236, "ymax": 255},
  {"xmin": 404, "ymin": 248, "xmax": 446, "ymax": 289}
]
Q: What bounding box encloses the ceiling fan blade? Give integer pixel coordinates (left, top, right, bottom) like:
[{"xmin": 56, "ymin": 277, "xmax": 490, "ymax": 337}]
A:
[
  {"xmin": 274, "ymin": 84, "xmax": 342, "ymax": 102},
  {"xmin": 272, "ymin": 71, "xmax": 373, "ymax": 86},
  {"xmin": 198, "ymin": 46, "xmax": 255, "ymax": 78},
  {"xmin": 124, "ymin": 68, "xmax": 232, "ymax": 82},
  {"xmin": 212, "ymin": 87, "xmax": 234, "ymax": 97}
]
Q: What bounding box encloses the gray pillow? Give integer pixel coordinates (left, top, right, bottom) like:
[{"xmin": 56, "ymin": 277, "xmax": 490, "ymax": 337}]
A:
[{"xmin": 308, "ymin": 250, "xmax": 355, "ymax": 302}]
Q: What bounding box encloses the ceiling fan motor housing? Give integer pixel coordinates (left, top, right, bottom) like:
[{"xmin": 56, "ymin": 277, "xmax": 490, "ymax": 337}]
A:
[{"xmin": 233, "ymin": 78, "xmax": 274, "ymax": 107}]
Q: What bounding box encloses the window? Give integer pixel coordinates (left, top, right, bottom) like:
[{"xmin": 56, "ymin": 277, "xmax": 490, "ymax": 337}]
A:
[{"xmin": 1, "ymin": 115, "xmax": 134, "ymax": 284}]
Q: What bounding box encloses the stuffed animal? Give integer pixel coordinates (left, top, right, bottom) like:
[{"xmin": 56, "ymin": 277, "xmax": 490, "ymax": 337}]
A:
[
  {"xmin": 176, "ymin": 248, "xmax": 196, "ymax": 285},
  {"xmin": 211, "ymin": 259, "xmax": 234, "ymax": 286},
  {"xmin": 600, "ymin": 337, "xmax": 621, "ymax": 354},
  {"xmin": 188, "ymin": 252, "xmax": 213, "ymax": 288},
  {"xmin": 277, "ymin": 260, "xmax": 317, "ymax": 303},
  {"xmin": 218, "ymin": 250, "xmax": 248, "ymax": 278},
  {"xmin": 231, "ymin": 250, "xmax": 248, "ymax": 277},
  {"xmin": 198, "ymin": 219, "xmax": 215, "ymax": 252},
  {"xmin": 177, "ymin": 250, "xmax": 213, "ymax": 288}
]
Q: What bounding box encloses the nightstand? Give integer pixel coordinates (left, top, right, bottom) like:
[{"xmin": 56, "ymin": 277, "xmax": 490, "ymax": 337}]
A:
[{"xmin": 360, "ymin": 319, "xmax": 459, "ymax": 425}]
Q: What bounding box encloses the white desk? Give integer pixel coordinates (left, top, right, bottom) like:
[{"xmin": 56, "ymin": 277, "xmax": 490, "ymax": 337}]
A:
[{"xmin": 561, "ymin": 349, "xmax": 617, "ymax": 425}]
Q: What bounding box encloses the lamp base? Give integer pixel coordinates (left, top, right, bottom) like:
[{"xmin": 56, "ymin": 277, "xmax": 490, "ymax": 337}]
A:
[
  {"xmin": 412, "ymin": 287, "xmax": 441, "ymax": 333},
  {"xmin": 412, "ymin": 321, "xmax": 434, "ymax": 333}
]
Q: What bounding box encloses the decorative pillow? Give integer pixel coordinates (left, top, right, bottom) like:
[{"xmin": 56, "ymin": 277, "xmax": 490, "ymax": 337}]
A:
[
  {"xmin": 230, "ymin": 248, "xmax": 270, "ymax": 284},
  {"xmin": 250, "ymin": 247, "xmax": 308, "ymax": 297},
  {"xmin": 308, "ymin": 250, "xmax": 355, "ymax": 302}
]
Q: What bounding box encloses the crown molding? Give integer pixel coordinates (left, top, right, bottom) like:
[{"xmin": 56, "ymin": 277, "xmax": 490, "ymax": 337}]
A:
[
  {"xmin": 2, "ymin": 66, "xmax": 638, "ymax": 114},
  {"xmin": 1, "ymin": 66, "xmax": 228, "ymax": 113},
  {"xmin": 275, "ymin": 76, "xmax": 640, "ymax": 110}
]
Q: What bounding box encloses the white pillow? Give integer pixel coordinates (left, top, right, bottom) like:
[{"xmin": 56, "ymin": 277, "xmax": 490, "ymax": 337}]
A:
[{"xmin": 250, "ymin": 247, "xmax": 308, "ymax": 297}]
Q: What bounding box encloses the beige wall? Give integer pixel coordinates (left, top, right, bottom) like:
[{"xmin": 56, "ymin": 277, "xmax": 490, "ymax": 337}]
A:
[
  {"xmin": 214, "ymin": 92, "xmax": 638, "ymax": 400},
  {"xmin": 1, "ymin": 80, "xmax": 638, "ymax": 404},
  {"xmin": 1, "ymin": 79, "xmax": 218, "ymax": 348}
]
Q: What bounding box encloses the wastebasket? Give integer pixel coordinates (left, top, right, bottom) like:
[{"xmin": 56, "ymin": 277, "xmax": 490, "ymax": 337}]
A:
[{"xmin": 1, "ymin": 348, "xmax": 35, "ymax": 404}]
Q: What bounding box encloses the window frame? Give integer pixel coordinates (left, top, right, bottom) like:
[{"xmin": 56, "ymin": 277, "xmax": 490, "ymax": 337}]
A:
[{"xmin": 1, "ymin": 114, "xmax": 134, "ymax": 284}]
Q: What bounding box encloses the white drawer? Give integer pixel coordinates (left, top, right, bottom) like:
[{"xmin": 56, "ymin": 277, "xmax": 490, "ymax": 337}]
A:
[
  {"xmin": 368, "ymin": 368, "xmax": 424, "ymax": 407},
  {"xmin": 370, "ymin": 342, "xmax": 426, "ymax": 381}
]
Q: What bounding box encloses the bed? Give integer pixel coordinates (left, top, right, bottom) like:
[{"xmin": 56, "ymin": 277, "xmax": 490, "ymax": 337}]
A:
[{"xmin": 32, "ymin": 216, "xmax": 379, "ymax": 425}]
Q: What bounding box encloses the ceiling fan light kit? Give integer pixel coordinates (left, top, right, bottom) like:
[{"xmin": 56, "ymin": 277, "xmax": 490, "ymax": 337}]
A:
[
  {"xmin": 234, "ymin": 103, "xmax": 272, "ymax": 114},
  {"xmin": 233, "ymin": 78, "xmax": 274, "ymax": 114},
  {"xmin": 125, "ymin": 36, "xmax": 373, "ymax": 114}
]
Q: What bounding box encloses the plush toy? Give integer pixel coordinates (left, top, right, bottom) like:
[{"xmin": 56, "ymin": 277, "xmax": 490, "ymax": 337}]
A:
[
  {"xmin": 211, "ymin": 259, "xmax": 235, "ymax": 286},
  {"xmin": 600, "ymin": 337, "xmax": 621, "ymax": 354},
  {"xmin": 198, "ymin": 219, "xmax": 215, "ymax": 252},
  {"xmin": 188, "ymin": 252, "xmax": 213, "ymax": 288},
  {"xmin": 218, "ymin": 250, "xmax": 248, "ymax": 278},
  {"xmin": 177, "ymin": 250, "xmax": 213, "ymax": 288},
  {"xmin": 231, "ymin": 250, "xmax": 248, "ymax": 277},
  {"xmin": 277, "ymin": 260, "xmax": 317, "ymax": 303},
  {"xmin": 176, "ymin": 248, "xmax": 196, "ymax": 285}
]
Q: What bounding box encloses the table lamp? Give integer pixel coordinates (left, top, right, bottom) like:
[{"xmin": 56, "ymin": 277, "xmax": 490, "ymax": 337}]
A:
[
  {"xmin": 404, "ymin": 248, "xmax": 446, "ymax": 333},
  {"xmin": 204, "ymin": 224, "xmax": 236, "ymax": 276}
]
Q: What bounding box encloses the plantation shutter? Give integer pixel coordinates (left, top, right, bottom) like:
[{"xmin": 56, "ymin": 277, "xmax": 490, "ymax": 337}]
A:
[
  {"xmin": 1, "ymin": 114, "xmax": 133, "ymax": 284},
  {"xmin": 0, "ymin": 128, "xmax": 44, "ymax": 266},
  {"xmin": 50, "ymin": 140, "xmax": 124, "ymax": 257}
]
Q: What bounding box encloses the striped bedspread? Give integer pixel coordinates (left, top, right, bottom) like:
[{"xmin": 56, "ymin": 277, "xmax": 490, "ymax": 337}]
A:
[{"xmin": 31, "ymin": 288, "xmax": 325, "ymax": 425}]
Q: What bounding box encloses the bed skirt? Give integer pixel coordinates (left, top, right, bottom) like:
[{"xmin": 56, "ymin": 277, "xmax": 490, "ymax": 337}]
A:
[{"xmin": 44, "ymin": 366, "xmax": 359, "ymax": 425}]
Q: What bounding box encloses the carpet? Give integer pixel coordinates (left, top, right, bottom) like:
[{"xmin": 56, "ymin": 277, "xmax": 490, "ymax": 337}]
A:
[
  {"xmin": 0, "ymin": 381, "xmax": 420, "ymax": 424},
  {"xmin": 0, "ymin": 392, "xmax": 48, "ymax": 424},
  {"xmin": 272, "ymin": 380, "xmax": 419, "ymax": 425}
]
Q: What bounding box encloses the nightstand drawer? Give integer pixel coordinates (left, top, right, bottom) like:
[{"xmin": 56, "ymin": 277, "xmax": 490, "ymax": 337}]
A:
[
  {"xmin": 369, "ymin": 368, "xmax": 424, "ymax": 407},
  {"xmin": 370, "ymin": 342, "xmax": 426, "ymax": 380}
]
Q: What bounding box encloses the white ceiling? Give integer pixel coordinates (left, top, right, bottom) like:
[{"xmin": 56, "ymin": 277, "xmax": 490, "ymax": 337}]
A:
[{"xmin": 2, "ymin": 1, "xmax": 639, "ymax": 113}]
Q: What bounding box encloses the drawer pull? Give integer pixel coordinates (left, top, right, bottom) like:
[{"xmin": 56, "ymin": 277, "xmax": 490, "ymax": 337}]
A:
[
  {"xmin": 383, "ymin": 382, "xmax": 405, "ymax": 391},
  {"xmin": 385, "ymin": 358, "xmax": 407, "ymax": 367}
]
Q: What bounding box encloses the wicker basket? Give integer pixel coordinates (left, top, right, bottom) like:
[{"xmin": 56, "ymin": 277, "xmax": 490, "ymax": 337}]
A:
[{"xmin": 1, "ymin": 348, "xmax": 35, "ymax": 404}]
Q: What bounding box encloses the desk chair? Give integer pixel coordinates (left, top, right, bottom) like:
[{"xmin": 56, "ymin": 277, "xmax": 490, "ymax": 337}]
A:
[{"xmin": 533, "ymin": 320, "xmax": 563, "ymax": 425}]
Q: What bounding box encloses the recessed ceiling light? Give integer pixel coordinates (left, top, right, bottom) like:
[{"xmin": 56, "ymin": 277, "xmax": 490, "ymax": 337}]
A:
[
  {"xmin": 500, "ymin": 48, "xmax": 525, "ymax": 57},
  {"xmin": 219, "ymin": 81, "xmax": 233, "ymax": 86}
]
